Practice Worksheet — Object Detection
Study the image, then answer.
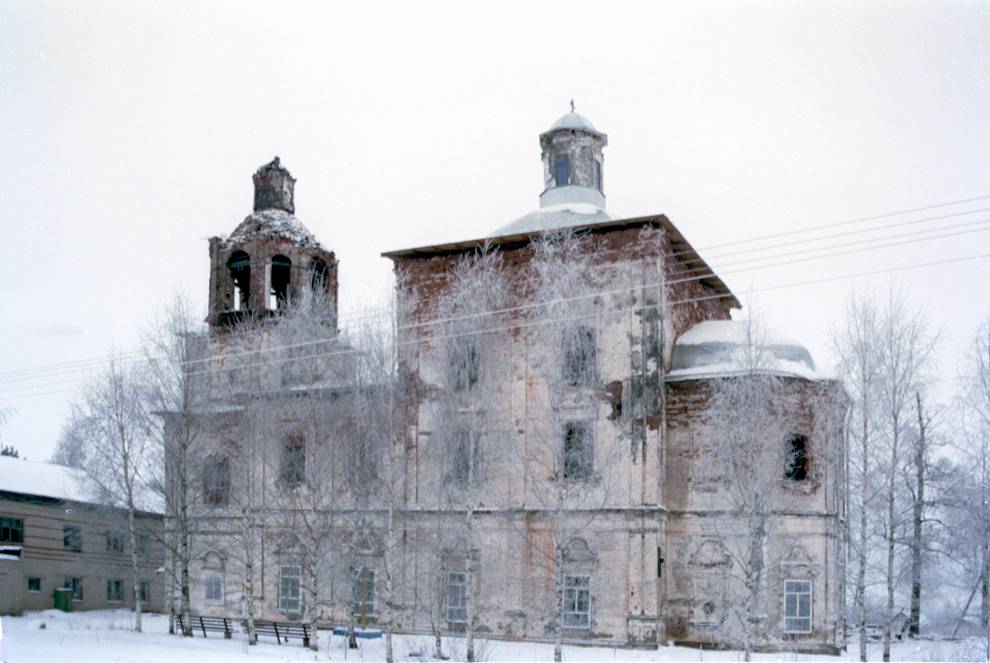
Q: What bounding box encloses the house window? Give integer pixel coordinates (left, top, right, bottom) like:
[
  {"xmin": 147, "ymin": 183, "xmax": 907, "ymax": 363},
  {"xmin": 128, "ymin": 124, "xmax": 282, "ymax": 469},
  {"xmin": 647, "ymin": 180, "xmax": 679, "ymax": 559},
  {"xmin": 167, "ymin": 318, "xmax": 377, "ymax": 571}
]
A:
[
  {"xmin": 448, "ymin": 339, "xmax": 479, "ymax": 392},
  {"xmin": 135, "ymin": 533, "xmax": 149, "ymax": 559},
  {"xmin": 445, "ymin": 431, "xmax": 480, "ymax": 488},
  {"xmin": 280, "ymin": 434, "xmax": 306, "ymax": 487},
  {"xmin": 562, "ymin": 325, "xmax": 596, "ymax": 386},
  {"xmin": 784, "ymin": 580, "xmax": 812, "ymax": 633},
  {"xmin": 0, "ymin": 517, "xmax": 24, "ymax": 544},
  {"xmin": 27, "ymin": 577, "xmax": 41, "ymax": 592},
  {"xmin": 562, "ymin": 574, "xmax": 591, "ymax": 628},
  {"xmin": 64, "ymin": 577, "xmax": 83, "ymax": 602},
  {"xmin": 555, "ymin": 154, "xmax": 570, "ymax": 186},
  {"xmin": 203, "ymin": 456, "xmax": 230, "ymax": 505},
  {"xmin": 205, "ymin": 575, "xmax": 224, "ymax": 603},
  {"xmin": 785, "ymin": 434, "xmax": 809, "ymax": 481},
  {"xmin": 563, "ymin": 422, "xmax": 593, "ymax": 480},
  {"xmin": 106, "ymin": 529, "xmax": 124, "ymax": 553},
  {"xmin": 353, "ymin": 568, "xmax": 376, "ymax": 621},
  {"xmin": 138, "ymin": 581, "xmax": 150, "ymax": 604},
  {"xmin": 63, "ymin": 525, "xmax": 82, "ymax": 552},
  {"xmin": 447, "ymin": 572, "xmax": 467, "ymax": 624},
  {"xmin": 279, "ymin": 565, "xmax": 301, "ymax": 613},
  {"xmin": 106, "ymin": 579, "xmax": 124, "ymax": 603}
]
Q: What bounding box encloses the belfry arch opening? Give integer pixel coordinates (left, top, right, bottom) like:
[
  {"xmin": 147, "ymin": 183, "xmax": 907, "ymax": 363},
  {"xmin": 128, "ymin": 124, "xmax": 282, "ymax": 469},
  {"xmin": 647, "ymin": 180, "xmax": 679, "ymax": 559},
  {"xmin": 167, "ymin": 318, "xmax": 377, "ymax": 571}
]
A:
[
  {"xmin": 227, "ymin": 251, "xmax": 251, "ymax": 311},
  {"xmin": 269, "ymin": 254, "xmax": 292, "ymax": 312},
  {"xmin": 310, "ymin": 258, "xmax": 329, "ymax": 292}
]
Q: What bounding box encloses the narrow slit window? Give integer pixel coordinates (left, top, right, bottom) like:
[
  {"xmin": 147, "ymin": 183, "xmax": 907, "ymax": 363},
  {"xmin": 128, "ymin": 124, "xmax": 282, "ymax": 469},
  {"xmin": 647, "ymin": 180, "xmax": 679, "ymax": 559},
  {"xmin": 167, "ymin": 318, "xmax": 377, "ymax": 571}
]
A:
[{"xmin": 555, "ymin": 154, "xmax": 570, "ymax": 186}]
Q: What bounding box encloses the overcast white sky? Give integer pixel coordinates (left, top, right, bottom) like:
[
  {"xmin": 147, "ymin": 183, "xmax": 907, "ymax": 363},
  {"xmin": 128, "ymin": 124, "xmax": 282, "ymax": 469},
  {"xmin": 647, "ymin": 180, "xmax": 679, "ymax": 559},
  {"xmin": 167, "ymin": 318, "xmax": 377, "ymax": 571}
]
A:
[{"xmin": 1, "ymin": 1, "xmax": 988, "ymax": 460}]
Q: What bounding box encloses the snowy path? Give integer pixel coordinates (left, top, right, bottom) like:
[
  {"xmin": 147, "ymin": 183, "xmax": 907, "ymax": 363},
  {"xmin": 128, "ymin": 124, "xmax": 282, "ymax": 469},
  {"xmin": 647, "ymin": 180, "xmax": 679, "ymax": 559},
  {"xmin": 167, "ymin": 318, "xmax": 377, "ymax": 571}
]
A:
[{"xmin": 0, "ymin": 610, "xmax": 985, "ymax": 662}]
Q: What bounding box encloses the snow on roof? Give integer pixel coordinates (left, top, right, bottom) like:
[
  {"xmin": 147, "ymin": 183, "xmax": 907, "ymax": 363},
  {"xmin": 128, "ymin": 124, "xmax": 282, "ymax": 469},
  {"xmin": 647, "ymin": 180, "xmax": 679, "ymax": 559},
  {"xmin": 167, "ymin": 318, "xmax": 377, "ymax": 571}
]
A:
[
  {"xmin": 489, "ymin": 202, "xmax": 611, "ymax": 238},
  {"xmin": 0, "ymin": 456, "xmax": 89, "ymax": 503},
  {"xmin": 668, "ymin": 320, "xmax": 827, "ymax": 381},
  {"xmin": 224, "ymin": 208, "xmax": 322, "ymax": 248},
  {"xmin": 546, "ymin": 111, "xmax": 600, "ymax": 134}
]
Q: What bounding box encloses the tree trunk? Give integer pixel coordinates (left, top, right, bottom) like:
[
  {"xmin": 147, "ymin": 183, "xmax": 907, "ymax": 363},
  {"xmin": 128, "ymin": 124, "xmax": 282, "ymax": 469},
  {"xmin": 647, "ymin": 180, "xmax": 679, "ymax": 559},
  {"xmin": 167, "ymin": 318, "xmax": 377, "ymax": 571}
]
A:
[
  {"xmin": 554, "ymin": 546, "xmax": 564, "ymax": 663},
  {"xmin": 857, "ymin": 420, "xmax": 869, "ymax": 662},
  {"xmin": 465, "ymin": 546, "xmax": 476, "ymax": 663},
  {"xmin": 244, "ymin": 541, "xmax": 257, "ymax": 646},
  {"xmin": 179, "ymin": 467, "xmax": 193, "ymax": 636},
  {"xmin": 908, "ymin": 392, "xmax": 926, "ymax": 638},
  {"xmin": 127, "ymin": 506, "xmax": 143, "ymax": 632},
  {"xmin": 882, "ymin": 428, "xmax": 898, "ymax": 662}
]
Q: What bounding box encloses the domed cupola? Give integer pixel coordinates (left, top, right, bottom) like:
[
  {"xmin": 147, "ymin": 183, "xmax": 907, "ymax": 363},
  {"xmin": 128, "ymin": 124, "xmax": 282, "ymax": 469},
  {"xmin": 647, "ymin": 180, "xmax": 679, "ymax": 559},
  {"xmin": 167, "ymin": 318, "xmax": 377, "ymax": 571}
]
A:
[
  {"xmin": 489, "ymin": 103, "xmax": 611, "ymax": 237},
  {"xmin": 207, "ymin": 157, "xmax": 338, "ymax": 330}
]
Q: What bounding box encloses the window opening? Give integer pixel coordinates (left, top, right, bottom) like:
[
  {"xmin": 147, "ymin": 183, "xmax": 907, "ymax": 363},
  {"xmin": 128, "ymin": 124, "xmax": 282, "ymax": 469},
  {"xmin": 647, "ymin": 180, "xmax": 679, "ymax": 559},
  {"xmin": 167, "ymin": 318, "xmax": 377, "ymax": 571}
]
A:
[
  {"xmin": 63, "ymin": 525, "xmax": 82, "ymax": 552},
  {"xmin": 0, "ymin": 517, "xmax": 23, "ymax": 544},
  {"xmin": 106, "ymin": 529, "xmax": 124, "ymax": 553},
  {"xmin": 280, "ymin": 434, "xmax": 306, "ymax": 487},
  {"xmin": 563, "ymin": 325, "xmax": 596, "ymax": 386},
  {"xmin": 270, "ymin": 254, "xmax": 292, "ymax": 312},
  {"xmin": 138, "ymin": 581, "xmax": 150, "ymax": 603},
  {"xmin": 353, "ymin": 567, "xmax": 376, "ymax": 624},
  {"xmin": 106, "ymin": 579, "xmax": 124, "ymax": 603},
  {"xmin": 203, "ymin": 456, "xmax": 230, "ymax": 505},
  {"xmin": 784, "ymin": 580, "xmax": 812, "ymax": 633},
  {"xmin": 64, "ymin": 577, "xmax": 83, "ymax": 602},
  {"xmin": 227, "ymin": 251, "xmax": 251, "ymax": 311},
  {"xmin": 595, "ymin": 160, "xmax": 602, "ymax": 192},
  {"xmin": 205, "ymin": 575, "xmax": 224, "ymax": 603},
  {"xmin": 279, "ymin": 565, "xmax": 301, "ymax": 613},
  {"xmin": 785, "ymin": 434, "xmax": 809, "ymax": 481},
  {"xmin": 448, "ymin": 339, "xmax": 479, "ymax": 392},
  {"xmin": 447, "ymin": 571, "xmax": 467, "ymax": 624},
  {"xmin": 310, "ymin": 258, "xmax": 329, "ymax": 291},
  {"xmin": 28, "ymin": 577, "xmax": 41, "ymax": 592},
  {"xmin": 445, "ymin": 431, "xmax": 479, "ymax": 488},
  {"xmin": 555, "ymin": 154, "xmax": 570, "ymax": 186},
  {"xmin": 562, "ymin": 574, "xmax": 591, "ymax": 628},
  {"xmin": 563, "ymin": 422, "xmax": 593, "ymax": 480}
]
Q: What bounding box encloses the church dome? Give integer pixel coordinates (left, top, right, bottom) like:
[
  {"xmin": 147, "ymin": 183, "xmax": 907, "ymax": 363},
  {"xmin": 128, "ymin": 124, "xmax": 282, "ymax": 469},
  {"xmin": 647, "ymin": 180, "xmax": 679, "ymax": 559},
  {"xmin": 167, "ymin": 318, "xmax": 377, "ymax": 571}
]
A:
[
  {"xmin": 225, "ymin": 208, "xmax": 322, "ymax": 249},
  {"xmin": 546, "ymin": 111, "xmax": 601, "ymax": 135},
  {"xmin": 668, "ymin": 320, "xmax": 822, "ymax": 381},
  {"xmin": 489, "ymin": 203, "xmax": 610, "ymax": 237}
]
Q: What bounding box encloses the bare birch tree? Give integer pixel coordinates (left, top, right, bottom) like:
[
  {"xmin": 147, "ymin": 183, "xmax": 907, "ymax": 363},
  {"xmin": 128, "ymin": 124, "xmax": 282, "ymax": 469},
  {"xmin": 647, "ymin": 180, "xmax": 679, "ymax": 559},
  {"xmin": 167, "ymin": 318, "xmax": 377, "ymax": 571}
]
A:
[
  {"xmin": 70, "ymin": 354, "xmax": 151, "ymax": 632},
  {"xmin": 874, "ymin": 285, "xmax": 936, "ymax": 661}
]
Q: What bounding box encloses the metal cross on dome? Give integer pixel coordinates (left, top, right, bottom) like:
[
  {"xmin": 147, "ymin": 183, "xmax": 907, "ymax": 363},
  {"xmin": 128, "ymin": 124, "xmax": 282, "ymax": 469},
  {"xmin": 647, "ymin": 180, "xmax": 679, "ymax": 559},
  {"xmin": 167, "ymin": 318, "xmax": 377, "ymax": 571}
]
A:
[{"xmin": 570, "ymin": 99, "xmax": 575, "ymax": 113}]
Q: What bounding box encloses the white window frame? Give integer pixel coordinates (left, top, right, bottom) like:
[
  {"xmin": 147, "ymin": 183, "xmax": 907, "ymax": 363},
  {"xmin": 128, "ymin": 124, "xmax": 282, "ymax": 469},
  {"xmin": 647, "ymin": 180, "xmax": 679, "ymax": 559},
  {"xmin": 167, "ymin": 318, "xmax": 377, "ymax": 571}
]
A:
[
  {"xmin": 562, "ymin": 574, "xmax": 591, "ymax": 629},
  {"xmin": 204, "ymin": 574, "xmax": 224, "ymax": 604},
  {"xmin": 353, "ymin": 568, "xmax": 376, "ymax": 620},
  {"xmin": 279, "ymin": 564, "xmax": 301, "ymax": 613},
  {"xmin": 783, "ymin": 579, "xmax": 812, "ymax": 634},
  {"xmin": 446, "ymin": 571, "xmax": 467, "ymax": 624}
]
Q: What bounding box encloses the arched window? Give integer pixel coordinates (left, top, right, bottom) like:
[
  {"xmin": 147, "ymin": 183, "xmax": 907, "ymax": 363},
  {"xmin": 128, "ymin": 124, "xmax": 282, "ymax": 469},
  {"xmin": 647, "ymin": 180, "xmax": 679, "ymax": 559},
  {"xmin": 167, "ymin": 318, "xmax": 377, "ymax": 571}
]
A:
[
  {"xmin": 269, "ymin": 254, "xmax": 292, "ymax": 311},
  {"xmin": 310, "ymin": 258, "xmax": 329, "ymax": 292},
  {"xmin": 227, "ymin": 251, "xmax": 251, "ymax": 311}
]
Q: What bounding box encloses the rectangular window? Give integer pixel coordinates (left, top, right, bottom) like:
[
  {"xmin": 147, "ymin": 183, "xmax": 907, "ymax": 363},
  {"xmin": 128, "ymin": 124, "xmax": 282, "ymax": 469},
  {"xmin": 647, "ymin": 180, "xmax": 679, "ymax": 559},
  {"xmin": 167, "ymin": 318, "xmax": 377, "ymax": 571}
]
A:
[
  {"xmin": 280, "ymin": 434, "xmax": 306, "ymax": 487},
  {"xmin": 27, "ymin": 577, "xmax": 41, "ymax": 592},
  {"xmin": 447, "ymin": 572, "xmax": 467, "ymax": 624},
  {"xmin": 562, "ymin": 325, "xmax": 596, "ymax": 386},
  {"xmin": 555, "ymin": 154, "xmax": 570, "ymax": 186},
  {"xmin": 135, "ymin": 533, "xmax": 149, "ymax": 559},
  {"xmin": 0, "ymin": 517, "xmax": 24, "ymax": 544},
  {"xmin": 64, "ymin": 577, "xmax": 83, "ymax": 602},
  {"xmin": 138, "ymin": 581, "xmax": 150, "ymax": 604},
  {"xmin": 106, "ymin": 579, "xmax": 124, "ymax": 603},
  {"xmin": 784, "ymin": 580, "xmax": 812, "ymax": 633},
  {"xmin": 63, "ymin": 525, "xmax": 82, "ymax": 552},
  {"xmin": 785, "ymin": 435, "xmax": 809, "ymax": 481},
  {"xmin": 448, "ymin": 339, "xmax": 479, "ymax": 392},
  {"xmin": 203, "ymin": 456, "xmax": 230, "ymax": 505},
  {"xmin": 353, "ymin": 568, "xmax": 376, "ymax": 620},
  {"xmin": 562, "ymin": 575, "xmax": 591, "ymax": 628},
  {"xmin": 106, "ymin": 529, "xmax": 124, "ymax": 553},
  {"xmin": 595, "ymin": 160, "xmax": 602, "ymax": 192},
  {"xmin": 279, "ymin": 565, "xmax": 301, "ymax": 613},
  {"xmin": 205, "ymin": 574, "xmax": 223, "ymax": 603},
  {"xmin": 563, "ymin": 422, "xmax": 593, "ymax": 480},
  {"xmin": 445, "ymin": 431, "xmax": 480, "ymax": 488}
]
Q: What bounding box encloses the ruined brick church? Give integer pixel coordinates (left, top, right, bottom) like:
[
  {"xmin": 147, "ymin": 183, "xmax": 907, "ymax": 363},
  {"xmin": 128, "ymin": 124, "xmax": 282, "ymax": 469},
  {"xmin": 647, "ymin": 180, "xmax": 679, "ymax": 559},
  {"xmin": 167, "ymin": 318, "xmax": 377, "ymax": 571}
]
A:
[{"xmin": 183, "ymin": 110, "xmax": 846, "ymax": 653}]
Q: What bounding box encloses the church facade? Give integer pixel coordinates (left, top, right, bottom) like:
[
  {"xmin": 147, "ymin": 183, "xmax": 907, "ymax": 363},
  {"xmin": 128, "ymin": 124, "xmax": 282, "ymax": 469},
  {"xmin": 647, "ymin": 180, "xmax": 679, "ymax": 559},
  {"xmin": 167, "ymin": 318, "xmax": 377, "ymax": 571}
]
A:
[{"xmin": 177, "ymin": 110, "xmax": 846, "ymax": 653}]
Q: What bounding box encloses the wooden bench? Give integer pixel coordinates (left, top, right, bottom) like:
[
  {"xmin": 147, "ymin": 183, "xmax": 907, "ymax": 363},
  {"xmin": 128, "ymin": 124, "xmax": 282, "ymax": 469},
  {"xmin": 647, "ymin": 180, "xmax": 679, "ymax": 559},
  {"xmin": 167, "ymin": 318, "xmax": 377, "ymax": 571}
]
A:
[
  {"xmin": 174, "ymin": 614, "xmax": 234, "ymax": 639},
  {"xmin": 250, "ymin": 619, "xmax": 312, "ymax": 647}
]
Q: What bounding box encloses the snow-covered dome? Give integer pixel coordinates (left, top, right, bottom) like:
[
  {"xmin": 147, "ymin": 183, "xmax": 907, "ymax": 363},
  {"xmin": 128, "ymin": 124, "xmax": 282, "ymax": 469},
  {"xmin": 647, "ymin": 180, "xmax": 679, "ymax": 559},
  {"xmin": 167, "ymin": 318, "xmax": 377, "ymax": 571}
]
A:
[
  {"xmin": 546, "ymin": 111, "xmax": 600, "ymax": 135},
  {"xmin": 668, "ymin": 320, "xmax": 821, "ymax": 381},
  {"xmin": 489, "ymin": 202, "xmax": 611, "ymax": 237},
  {"xmin": 226, "ymin": 208, "xmax": 322, "ymax": 248}
]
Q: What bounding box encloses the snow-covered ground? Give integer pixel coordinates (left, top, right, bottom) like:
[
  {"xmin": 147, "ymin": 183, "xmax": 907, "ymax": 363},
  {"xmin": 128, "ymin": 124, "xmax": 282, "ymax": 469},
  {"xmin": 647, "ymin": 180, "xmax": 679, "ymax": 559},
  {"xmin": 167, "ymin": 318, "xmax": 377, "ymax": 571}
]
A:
[{"xmin": 0, "ymin": 610, "xmax": 985, "ymax": 663}]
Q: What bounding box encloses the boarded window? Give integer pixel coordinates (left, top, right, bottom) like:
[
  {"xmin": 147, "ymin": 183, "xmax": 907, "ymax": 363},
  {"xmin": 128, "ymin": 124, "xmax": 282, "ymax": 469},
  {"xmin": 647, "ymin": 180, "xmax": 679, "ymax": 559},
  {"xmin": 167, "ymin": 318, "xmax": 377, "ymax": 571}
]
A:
[
  {"xmin": 562, "ymin": 575, "xmax": 591, "ymax": 628},
  {"xmin": 563, "ymin": 325, "xmax": 596, "ymax": 386},
  {"xmin": 785, "ymin": 434, "xmax": 809, "ymax": 481},
  {"xmin": 353, "ymin": 567, "xmax": 376, "ymax": 622},
  {"xmin": 280, "ymin": 434, "xmax": 306, "ymax": 487},
  {"xmin": 63, "ymin": 525, "xmax": 82, "ymax": 552},
  {"xmin": 106, "ymin": 579, "xmax": 124, "ymax": 602},
  {"xmin": 563, "ymin": 422, "xmax": 593, "ymax": 480},
  {"xmin": 203, "ymin": 456, "xmax": 230, "ymax": 505},
  {"xmin": 447, "ymin": 571, "xmax": 467, "ymax": 624},
  {"xmin": 448, "ymin": 338, "xmax": 480, "ymax": 392},
  {"xmin": 0, "ymin": 517, "xmax": 23, "ymax": 544},
  {"xmin": 784, "ymin": 580, "xmax": 812, "ymax": 633},
  {"xmin": 279, "ymin": 565, "xmax": 301, "ymax": 613},
  {"xmin": 555, "ymin": 154, "xmax": 570, "ymax": 186}
]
